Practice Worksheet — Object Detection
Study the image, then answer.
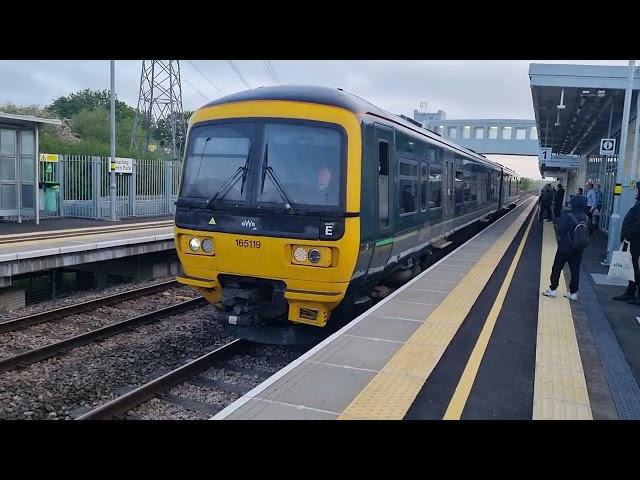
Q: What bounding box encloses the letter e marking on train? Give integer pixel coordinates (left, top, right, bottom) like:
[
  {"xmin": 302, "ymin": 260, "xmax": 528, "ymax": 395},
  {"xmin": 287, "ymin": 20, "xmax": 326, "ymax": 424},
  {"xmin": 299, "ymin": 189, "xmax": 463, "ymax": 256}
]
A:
[{"xmin": 325, "ymin": 224, "xmax": 333, "ymax": 236}]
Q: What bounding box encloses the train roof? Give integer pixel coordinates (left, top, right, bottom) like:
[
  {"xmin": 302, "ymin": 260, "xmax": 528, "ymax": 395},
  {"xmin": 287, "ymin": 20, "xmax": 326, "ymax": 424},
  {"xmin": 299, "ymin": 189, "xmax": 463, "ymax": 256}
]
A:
[{"xmin": 203, "ymin": 85, "xmax": 519, "ymax": 174}]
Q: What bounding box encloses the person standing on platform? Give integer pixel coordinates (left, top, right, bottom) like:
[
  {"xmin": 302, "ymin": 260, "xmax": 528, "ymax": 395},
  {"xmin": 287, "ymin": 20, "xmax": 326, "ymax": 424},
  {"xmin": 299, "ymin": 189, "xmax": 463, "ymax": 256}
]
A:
[
  {"xmin": 542, "ymin": 194, "xmax": 590, "ymax": 301},
  {"xmin": 554, "ymin": 183, "xmax": 565, "ymax": 220},
  {"xmin": 592, "ymin": 183, "xmax": 603, "ymax": 231},
  {"xmin": 613, "ymin": 182, "xmax": 640, "ymax": 304},
  {"xmin": 585, "ymin": 183, "xmax": 597, "ymax": 235},
  {"xmin": 540, "ymin": 184, "xmax": 553, "ymax": 222}
]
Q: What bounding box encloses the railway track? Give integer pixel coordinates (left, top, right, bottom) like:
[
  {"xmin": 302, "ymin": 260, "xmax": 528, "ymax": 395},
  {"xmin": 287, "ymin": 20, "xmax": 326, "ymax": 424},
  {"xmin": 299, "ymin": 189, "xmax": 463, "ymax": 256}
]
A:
[
  {"xmin": 0, "ymin": 280, "xmax": 179, "ymax": 334},
  {"xmin": 76, "ymin": 339, "xmax": 303, "ymax": 420},
  {"xmin": 0, "ymin": 295, "xmax": 207, "ymax": 374}
]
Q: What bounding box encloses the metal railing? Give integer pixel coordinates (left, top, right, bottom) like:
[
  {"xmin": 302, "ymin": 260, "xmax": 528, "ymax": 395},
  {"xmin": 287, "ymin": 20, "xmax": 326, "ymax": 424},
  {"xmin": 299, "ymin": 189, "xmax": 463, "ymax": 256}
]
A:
[
  {"xmin": 586, "ymin": 153, "xmax": 618, "ymax": 233},
  {"xmin": 37, "ymin": 155, "xmax": 182, "ymax": 220}
]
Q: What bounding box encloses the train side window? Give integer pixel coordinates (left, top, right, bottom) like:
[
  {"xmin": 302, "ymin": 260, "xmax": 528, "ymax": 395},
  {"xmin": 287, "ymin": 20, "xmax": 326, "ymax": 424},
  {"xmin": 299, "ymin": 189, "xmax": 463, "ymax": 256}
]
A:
[
  {"xmin": 454, "ymin": 170, "xmax": 464, "ymax": 204},
  {"xmin": 429, "ymin": 165, "xmax": 442, "ymax": 208},
  {"xmin": 398, "ymin": 159, "xmax": 418, "ymax": 216},
  {"xmin": 378, "ymin": 140, "xmax": 390, "ymax": 229},
  {"xmin": 420, "ymin": 161, "xmax": 428, "ymax": 211}
]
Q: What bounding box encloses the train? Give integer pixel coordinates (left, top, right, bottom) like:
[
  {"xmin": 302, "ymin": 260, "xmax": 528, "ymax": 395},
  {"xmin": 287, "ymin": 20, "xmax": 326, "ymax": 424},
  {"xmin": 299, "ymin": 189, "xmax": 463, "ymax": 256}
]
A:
[{"xmin": 174, "ymin": 86, "xmax": 520, "ymax": 344}]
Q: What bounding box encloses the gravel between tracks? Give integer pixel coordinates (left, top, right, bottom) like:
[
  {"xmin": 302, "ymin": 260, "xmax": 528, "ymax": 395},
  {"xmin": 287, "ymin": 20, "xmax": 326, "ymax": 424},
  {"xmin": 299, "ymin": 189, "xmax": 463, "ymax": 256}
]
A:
[
  {"xmin": 0, "ymin": 286, "xmax": 200, "ymax": 359},
  {"xmin": 126, "ymin": 344, "xmax": 307, "ymax": 420},
  {"xmin": 0, "ymin": 276, "xmax": 177, "ymax": 322},
  {"xmin": 0, "ymin": 303, "xmax": 229, "ymax": 420}
]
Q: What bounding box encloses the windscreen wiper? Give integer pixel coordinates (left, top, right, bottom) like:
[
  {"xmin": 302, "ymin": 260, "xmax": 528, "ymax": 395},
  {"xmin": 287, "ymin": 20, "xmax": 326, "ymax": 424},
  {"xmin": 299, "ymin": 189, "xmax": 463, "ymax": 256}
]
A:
[
  {"xmin": 261, "ymin": 142, "xmax": 296, "ymax": 214},
  {"xmin": 206, "ymin": 142, "xmax": 253, "ymax": 208}
]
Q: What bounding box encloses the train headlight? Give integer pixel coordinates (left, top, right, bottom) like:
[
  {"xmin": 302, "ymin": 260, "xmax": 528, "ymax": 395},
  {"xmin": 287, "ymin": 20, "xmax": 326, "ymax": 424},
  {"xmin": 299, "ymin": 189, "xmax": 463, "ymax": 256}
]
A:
[
  {"xmin": 293, "ymin": 247, "xmax": 307, "ymax": 262},
  {"xmin": 308, "ymin": 249, "xmax": 321, "ymax": 264},
  {"xmin": 201, "ymin": 238, "xmax": 214, "ymax": 253},
  {"xmin": 291, "ymin": 245, "xmax": 332, "ymax": 267},
  {"xmin": 189, "ymin": 237, "xmax": 201, "ymax": 252}
]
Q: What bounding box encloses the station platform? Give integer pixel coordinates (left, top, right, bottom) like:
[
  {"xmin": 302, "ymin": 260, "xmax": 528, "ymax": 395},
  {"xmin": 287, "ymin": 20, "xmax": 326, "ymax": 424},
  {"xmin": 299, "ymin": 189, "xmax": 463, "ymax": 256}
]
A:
[
  {"xmin": 0, "ymin": 216, "xmax": 174, "ymax": 288},
  {"xmin": 214, "ymin": 197, "xmax": 640, "ymax": 420}
]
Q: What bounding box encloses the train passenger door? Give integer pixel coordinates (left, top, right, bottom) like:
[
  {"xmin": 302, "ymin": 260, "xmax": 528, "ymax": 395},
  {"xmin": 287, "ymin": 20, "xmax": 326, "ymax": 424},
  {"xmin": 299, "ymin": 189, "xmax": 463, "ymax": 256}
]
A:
[
  {"xmin": 366, "ymin": 124, "xmax": 395, "ymax": 280},
  {"xmin": 443, "ymin": 154, "xmax": 455, "ymax": 219}
]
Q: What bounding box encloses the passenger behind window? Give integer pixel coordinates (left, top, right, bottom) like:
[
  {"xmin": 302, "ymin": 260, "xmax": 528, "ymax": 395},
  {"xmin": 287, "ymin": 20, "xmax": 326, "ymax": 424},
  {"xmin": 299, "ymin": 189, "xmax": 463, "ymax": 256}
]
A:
[{"xmin": 401, "ymin": 184, "xmax": 416, "ymax": 214}]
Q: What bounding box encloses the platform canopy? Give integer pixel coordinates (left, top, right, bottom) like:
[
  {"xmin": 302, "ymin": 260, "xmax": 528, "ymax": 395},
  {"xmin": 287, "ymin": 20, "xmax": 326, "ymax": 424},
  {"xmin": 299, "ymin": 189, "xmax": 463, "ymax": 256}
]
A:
[{"xmin": 529, "ymin": 63, "xmax": 639, "ymax": 157}]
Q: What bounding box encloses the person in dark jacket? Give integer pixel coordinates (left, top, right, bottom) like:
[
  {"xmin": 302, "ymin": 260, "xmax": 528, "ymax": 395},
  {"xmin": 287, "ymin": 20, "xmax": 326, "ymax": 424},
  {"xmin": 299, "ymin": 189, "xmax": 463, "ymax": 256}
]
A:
[
  {"xmin": 554, "ymin": 183, "xmax": 565, "ymax": 219},
  {"xmin": 613, "ymin": 182, "xmax": 640, "ymax": 303},
  {"xmin": 539, "ymin": 184, "xmax": 554, "ymax": 222},
  {"xmin": 542, "ymin": 194, "xmax": 589, "ymax": 301}
]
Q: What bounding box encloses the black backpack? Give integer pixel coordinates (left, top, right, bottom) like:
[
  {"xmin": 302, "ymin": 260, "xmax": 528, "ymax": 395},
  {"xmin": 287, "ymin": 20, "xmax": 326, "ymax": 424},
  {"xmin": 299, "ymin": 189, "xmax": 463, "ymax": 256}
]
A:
[{"xmin": 568, "ymin": 213, "xmax": 590, "ymax": 250}]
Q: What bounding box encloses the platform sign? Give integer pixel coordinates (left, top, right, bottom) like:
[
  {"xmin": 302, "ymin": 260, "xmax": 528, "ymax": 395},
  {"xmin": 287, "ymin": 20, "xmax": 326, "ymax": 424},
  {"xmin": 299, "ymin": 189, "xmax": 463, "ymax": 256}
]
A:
[
  {"xmin": 111, "ymin": 157, "xmax": 133, "ymax": 174},
  {"xmin": 538, "ymin": 147, "xmax": 552, "ymax": 165},
  {"xmin": 39, "ymin": 153, "xmax": 59, "ymax": 162},
  {"xmin": 541, "ymin": 154, "xmax": 584, "ymax": 169},
  {"xmin": 600, "ymin": 138, "xmax": 616, "ymax": 156}
]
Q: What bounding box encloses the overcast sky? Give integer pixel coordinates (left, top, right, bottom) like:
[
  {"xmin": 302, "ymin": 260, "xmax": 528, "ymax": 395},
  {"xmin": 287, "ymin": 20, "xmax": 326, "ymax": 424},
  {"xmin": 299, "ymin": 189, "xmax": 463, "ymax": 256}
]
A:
[{"xmin": 0, "ymin": 60, "xmax": 631, "ymax": 179}]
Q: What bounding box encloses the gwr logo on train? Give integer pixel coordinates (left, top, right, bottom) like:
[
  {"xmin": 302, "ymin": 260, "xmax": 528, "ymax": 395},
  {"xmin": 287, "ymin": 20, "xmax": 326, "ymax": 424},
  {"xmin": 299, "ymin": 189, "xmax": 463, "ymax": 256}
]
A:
[{"xmin": 173, "ymin": 85, "xmax": 521, "ymax": 344}]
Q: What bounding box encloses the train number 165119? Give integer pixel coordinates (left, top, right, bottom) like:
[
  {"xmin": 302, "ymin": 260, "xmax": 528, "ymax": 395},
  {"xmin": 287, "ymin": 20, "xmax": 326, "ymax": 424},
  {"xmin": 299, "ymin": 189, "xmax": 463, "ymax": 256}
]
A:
[{"xmin": 235, "ymin": 239, "xmax": 261, "ymax": 249}]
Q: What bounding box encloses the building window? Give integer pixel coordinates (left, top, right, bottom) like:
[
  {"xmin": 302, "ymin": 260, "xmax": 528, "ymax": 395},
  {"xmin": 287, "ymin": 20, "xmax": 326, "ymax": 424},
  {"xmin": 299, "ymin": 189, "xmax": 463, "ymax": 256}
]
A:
[
  {"xmin": 488, "ymin": 126, "xmax": 498, "ymax": 139},
  {"xmin": 530, "ymin": 126, "xmax": 538, "ymax": 140},
  {"xmin": 515, "ymin": 127, "xmax": 527, "ymax": 140},
  {"xmin": 462, "ymin": 126, "xmax": 471, "ymax": 139},
  {"xmin": 437, "ymin": 126, "xmax": 444, "ymax": 135},
  {"xmin": 502, "ymin": 126, "xmax": 512, "ymax": 140},
  {"xmin": 398, "ymin": 159, "xmax": 418, "ymax": 216},
  {"xmin": 448, "ymin": 126, "xmax": 457, "ymax": 139},
  {"xmin": 474, "ymin": 127, "xmax": 484, "ymax": 139}
]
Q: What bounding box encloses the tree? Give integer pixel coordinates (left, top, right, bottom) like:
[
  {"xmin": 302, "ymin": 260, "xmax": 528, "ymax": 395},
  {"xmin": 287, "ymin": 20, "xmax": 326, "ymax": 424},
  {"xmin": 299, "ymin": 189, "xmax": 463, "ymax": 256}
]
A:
[
  {"xmin": 152, "ymin": 110, "xmax": 192, "ymax": 157},
  {"xmin": 48, "ymin": 89, "xmax": 135, "ymax": 121},
  {"xmin": 520, "ymin": 178, "xmax": 544, "ymax": 192}
]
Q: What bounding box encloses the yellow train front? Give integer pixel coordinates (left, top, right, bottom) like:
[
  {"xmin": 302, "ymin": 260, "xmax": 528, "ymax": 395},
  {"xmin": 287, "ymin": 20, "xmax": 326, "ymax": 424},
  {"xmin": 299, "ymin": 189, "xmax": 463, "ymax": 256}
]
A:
[
  {"xmin": 175, "ymin": 86, "xmax": 517, "ymax": 344},
  {"xmin": 175, "ymin": 87, "xmax": 362, "ymax": 344}
]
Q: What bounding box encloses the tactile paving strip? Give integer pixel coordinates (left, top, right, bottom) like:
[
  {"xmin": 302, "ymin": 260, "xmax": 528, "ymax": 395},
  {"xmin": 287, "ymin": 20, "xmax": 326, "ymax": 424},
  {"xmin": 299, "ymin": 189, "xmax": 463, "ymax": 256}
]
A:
[
  {"xmin": 339, "ymin": 199, "xmax": 536, "ymax": 420},
  {"xmin": 532, "ymin": 222, "xmax": 592, "ymax": 420}
]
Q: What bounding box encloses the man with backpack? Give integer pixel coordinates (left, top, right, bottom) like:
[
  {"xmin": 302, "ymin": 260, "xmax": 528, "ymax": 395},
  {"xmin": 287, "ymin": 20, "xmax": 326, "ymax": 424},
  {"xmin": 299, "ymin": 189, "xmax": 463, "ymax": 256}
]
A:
[{"xmin": 542, "ymin": 195, "xmax": 590, "ymax": 301}]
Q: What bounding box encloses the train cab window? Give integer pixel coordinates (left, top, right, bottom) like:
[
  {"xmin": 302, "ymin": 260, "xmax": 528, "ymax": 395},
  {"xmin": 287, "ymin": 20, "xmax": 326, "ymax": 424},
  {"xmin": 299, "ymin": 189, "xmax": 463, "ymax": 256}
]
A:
[
  {"xmin": 398, "ymin": 159, "xmax": 418, "ymax": 216},
  {"xmin": 420, "ymin": 162, "xmax": 428, "ymax": 211},
  {"xmin": 258, "ymin": 123, "xmax": 343, "ymax": 207},
  {"xmin": 429, "ymin": 165, "xmax": 442, "ymax": 208},
  {"xmin": 180, "ymin": 123, "xmax": 253, "ymax": 201},
  {"xmin": 378, "ymin": 141, "xmax": 390, "ymax": 228}
]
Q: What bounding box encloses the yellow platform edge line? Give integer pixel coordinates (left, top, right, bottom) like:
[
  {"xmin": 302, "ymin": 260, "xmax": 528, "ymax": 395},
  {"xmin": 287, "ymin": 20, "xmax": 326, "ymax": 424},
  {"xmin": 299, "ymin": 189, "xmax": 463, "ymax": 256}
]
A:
[
  {"xmin": 532, "ymin": 221, "xmax": 592, "ymax": 420},
  {"xmin": 443, "ymin": 209, "xmax": 536, "ymax": 420},
  {"xmin": 338, "ymin": 199, "xmax": 536, "ymax": 420}
]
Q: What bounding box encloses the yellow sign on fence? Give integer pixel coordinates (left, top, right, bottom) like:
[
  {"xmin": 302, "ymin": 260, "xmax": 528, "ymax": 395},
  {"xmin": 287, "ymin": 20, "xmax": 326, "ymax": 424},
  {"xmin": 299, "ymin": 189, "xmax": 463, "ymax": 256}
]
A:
[{"xmin": 39, "ymin": 153, "xmax": 59, "ymax": 162}]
